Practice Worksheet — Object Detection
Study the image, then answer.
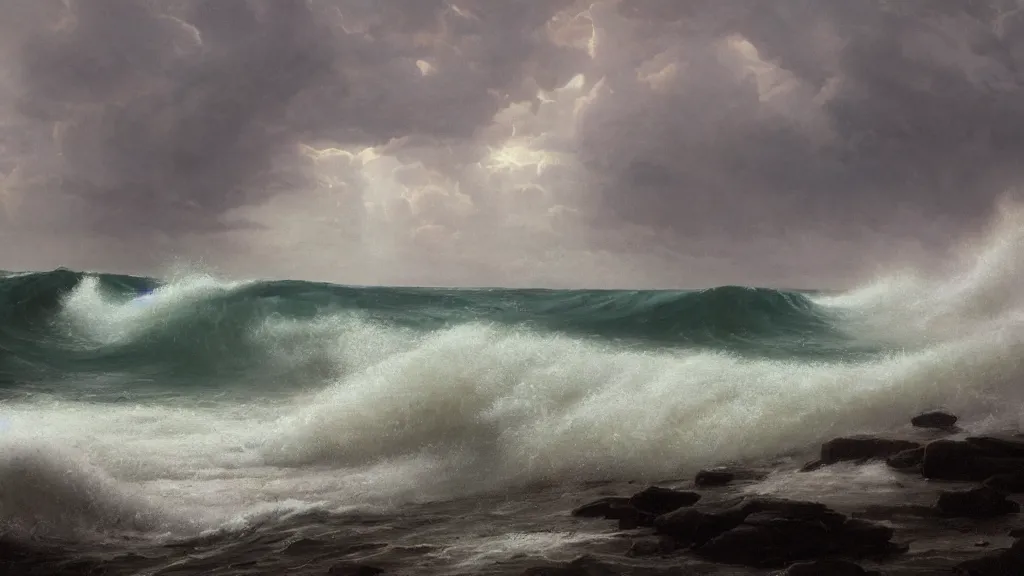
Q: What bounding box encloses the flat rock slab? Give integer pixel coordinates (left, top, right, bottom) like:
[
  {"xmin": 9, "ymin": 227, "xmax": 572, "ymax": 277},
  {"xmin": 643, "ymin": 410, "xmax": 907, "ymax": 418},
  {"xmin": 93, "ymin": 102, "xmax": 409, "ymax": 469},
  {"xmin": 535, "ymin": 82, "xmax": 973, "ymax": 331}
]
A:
[
  {"xmin": 923, "ymin": 438, "xmax": 1024, "ymax": 481},
  {"xmin": 954, "ymin": 538, "xmax": 1024, "ymax": 575},
  {"xmin": 650, "ymin": 497, "xmax": 903, "ymax": 568},
  {"xmin": 695, "ymin": 467, "xmax": 767, "ymax": 487},
  {"xmin": 936, "ymin": 486, "xmax": 1021, "ymax": 518},
  {"xmin": 911, "ymin": 411, "xmax": 959, "ymax": 430},
  {"xmin": 985, "ymin": 472, "xmax": 1024, "ymax": 493},
  {"xmin": 628, "ymin": 486, "xmax": 701, "ymax": 516},
  {"xmin": 886, "ymin": 447, "xmax": 925, "ymax": 471},
  {"xmin": 804, "ymin": 436, "xmax": 921, "ymax": 470}
]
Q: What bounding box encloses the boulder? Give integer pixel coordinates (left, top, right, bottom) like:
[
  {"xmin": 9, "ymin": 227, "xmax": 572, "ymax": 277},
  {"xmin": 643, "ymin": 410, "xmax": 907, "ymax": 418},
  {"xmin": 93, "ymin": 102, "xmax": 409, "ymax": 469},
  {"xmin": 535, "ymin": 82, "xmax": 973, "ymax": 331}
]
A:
[
  {"xmin": 695, "ymin": 510, "xmax": 899, "ymax": 567},
  {"xmin": 911, "ymin": 410, "xmax": 958, "ymax": 429},
  {"xmin": 697, "ymin": 523, "xmax": 816, "ymax": 567},
  {"xmin": 695, "ymin": 468, "xmax": 737, "ymax": 487},
  {"xmin": 573, "ymin": 488, "xmax": 699, "ymax": 529},
  {"xmin": 838, "ymin": 518, "xmax": 896, "ymax": 548},
  {"xmin": 695, "ymin": 467, "xmax": 765, "ymax": 487},
  {"xmin": 954, "ymin": 538, "xmax": 1024, "ymax": 575},
  {"xmin": 856, "ymin": 504, "xmax": 941, "ymax": 519},
  {"xmin": 800, "ymin": 460, "xmax": 827, "ymax": 472},
  {"xmin": 613, "ymin": 506, "xmax": 657, "ymax": 530},
  {"xmin": 655, "ymin": 507, "xmax": 745, "ymax": 546},
  {"xmin": 654, "ymin": 495, "xmax": 813, "ymax": 543},
  {"xmin": 819, "ymin": 436, "xmax": 921, "ymax": 465},
  {"xmin": 628, "ymin": 486, "xmax": 701, "ymax": 516},
  {"xmin": 626, "ymin": 536, "xmax": 675, "ymax": 557},
  {"xmin": 734, "ymin": 498, "xmax": 843, "ymax": 522},
  {"xmin": 923, "ymin": 438, "xmax": 1024, "ymax": 481},
  {"xmin": 656, "ymin": 497, "xmax": 902, "ymax": 568},
  {"xmin": 936, "ymin": 486, "xmax": 1020, "ymax": 518},
  {"xmin": 571, "ymin": 497, "xmax": 633, "ymax": 520},
  {"xmin": 885, "ymin": 447, "xmax": 924, "ymax": 471},
  {"xmin": 984, "ymin": 472, "xmax": 1024, "ymax": 493},
  {"xmin": 966, "ymin": 436, "xmax": 1024, "ymax": 459},
  {"xmin": 921, "ymin": 439, "xmax": 989, "ymax": 480}
]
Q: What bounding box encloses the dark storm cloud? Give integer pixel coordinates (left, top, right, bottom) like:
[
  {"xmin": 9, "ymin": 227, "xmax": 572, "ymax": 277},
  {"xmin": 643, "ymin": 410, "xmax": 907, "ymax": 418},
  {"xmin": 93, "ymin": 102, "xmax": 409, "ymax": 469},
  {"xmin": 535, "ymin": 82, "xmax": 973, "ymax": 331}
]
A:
[
  {"xmin": 11, "ymin": 0, "xmax": 336, "ymax": 235},
  {"xmin": 2, "ymin": 0, "xmax": 582, "ymax": 242},
  {"xmin": 4, "ymin": 0, "xmax": 1024, "ymax": 286},
  {"xmin": 580, "ymin": 0, "xmax": 1024, "ymax": 245},
  {"xmin": 288, "ymin": 0, "xmax": 583, "ymax": 142}
]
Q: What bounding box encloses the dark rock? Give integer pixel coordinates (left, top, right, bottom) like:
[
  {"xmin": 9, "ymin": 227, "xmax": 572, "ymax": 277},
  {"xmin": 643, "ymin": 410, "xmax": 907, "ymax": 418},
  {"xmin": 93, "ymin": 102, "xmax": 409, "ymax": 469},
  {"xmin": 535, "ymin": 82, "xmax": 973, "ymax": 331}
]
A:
[
  {"xmin": 782, "ymin": 559, "xmax": 876, "ymax": 576},
  {"xmin": 655, "ymin": 497, "xmax": 839, "ymax": 545},
  {"xmin": 695, "ymin": 469, "xmax": 736, "ymax": 487},
  {"xmin": 695, "ymin": 510, "xmax": 898, "ymax": 568},
  {"xmin": 626, "ymin": 536, "xmax": 675, "ymax": 557},
  {"xmin": 521, "ymin": 555, "xmax": 618, "ymax": 576},
  {"xmin": 571, "ymin": 497, "xmax": 633, "ymax": 520},
  {"xmin": 886, "ymin": 447, "xmax": 924, "ymax": 471},
  {"xmin": 922, "ymin": 439, "xmax": 989, "ymax": 480},
  {"xmin": 911, "ymin": 410, "xmax": 958, "ymax": 429},
  {"xmin": 614, "ymin": 506, "xmax": 656, "ymax": 530},
  {"xmin": 697, "ymin": 521, "xmax": 826, "ymax": 568},
  {"xmin": 936, "ymin": 486, "xmax": 1021, "ymax": 518},
  {"xmin": 920, "ymin": 436, "xmax": 1024, "ymax": 480},
  {"xmin": 819, "ymin": 436, "xmax": 921, "ymax": 465},
  {"xmin": 977, "ymin": 541, "xmax": 992, "ymax": 547},
  {"xmin": 977, "ymin": 456, "xmax": 1024, "ymax": 477},
  {"xmin": 1009, "ymin": 527, "xmax": 1024, "ymax": 538},
  {"xmin": 836, "ymin": 517, "xmax": 896, "ymax": 550},
  {"xmin": 628, "ymin": 486, "xmax": 701, "ymax": 516},
  {"xmin": 855, "ymin": 504, "xmax": 941, "ymax": 519},
  {"xmin": 327, "ymin": 564, "xmax": 384, "ymax": 576},
  {"xmin": 954, "ymin": 537, "xmax": 1024, "ymax": 575},
  {"xmin": 800, "ymin": 460, "xmax": 826, "ymax": 472},
  {"xmin": 735, "ymin": 498, "xmax": 844, "ymax": 524},
  {"xmin": 966, "ymin": 436, "xmax": 1024, "ymax": 458},
  {"xmin": 657, "ymin": 497, "xmax": 900, "ymax": 568},
  {"xmin": 985, "ymin": 472, "xmax": 1024, "ymax": 493},
  {"xmin": 574, "ymin": 488, "xmax": 698, "ymax": 530},
  {"xmin": 573, "ymin": 489, "xmax": 694, "ymax": 528},
  {"xmin": 655, "ymin": 507, "xmax": 744, "ymax": 546},
  {"xmin": 695, "ymin": 467, "xmax": 765, "ymax": 487}
]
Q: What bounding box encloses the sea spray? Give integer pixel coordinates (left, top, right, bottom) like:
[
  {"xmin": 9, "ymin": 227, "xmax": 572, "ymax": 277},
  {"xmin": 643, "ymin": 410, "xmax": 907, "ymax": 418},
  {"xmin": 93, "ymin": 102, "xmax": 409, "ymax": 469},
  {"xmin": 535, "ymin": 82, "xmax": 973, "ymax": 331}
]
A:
[{"xmin": 2, "ymin": 206, "xmax": 1024, "ymax": 538}]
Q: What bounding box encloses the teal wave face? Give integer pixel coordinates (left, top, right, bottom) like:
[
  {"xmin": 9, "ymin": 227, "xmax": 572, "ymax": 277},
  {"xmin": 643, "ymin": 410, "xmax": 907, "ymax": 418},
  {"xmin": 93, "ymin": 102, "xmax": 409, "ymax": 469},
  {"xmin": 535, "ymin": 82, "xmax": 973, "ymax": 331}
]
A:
[{"xmin": 0, "ymin": 269, "xmax": 866, "ymax": 392}]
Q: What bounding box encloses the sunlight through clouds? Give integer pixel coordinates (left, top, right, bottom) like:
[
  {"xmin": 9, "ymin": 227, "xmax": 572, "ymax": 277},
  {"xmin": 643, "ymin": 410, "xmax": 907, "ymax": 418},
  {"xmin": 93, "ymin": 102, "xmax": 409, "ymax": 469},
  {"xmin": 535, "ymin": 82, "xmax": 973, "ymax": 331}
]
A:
[{"xmin": 0, "ymin": 0, "xmax": 1021, "ymax": 288}]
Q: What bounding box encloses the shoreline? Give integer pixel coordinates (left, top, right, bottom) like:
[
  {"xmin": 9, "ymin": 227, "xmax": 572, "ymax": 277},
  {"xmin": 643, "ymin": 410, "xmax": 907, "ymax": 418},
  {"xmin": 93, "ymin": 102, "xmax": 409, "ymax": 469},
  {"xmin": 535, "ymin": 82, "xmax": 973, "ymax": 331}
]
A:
[{"xmin": 5, "ymin": 412, "xmax": 1024, "ymax": 575}]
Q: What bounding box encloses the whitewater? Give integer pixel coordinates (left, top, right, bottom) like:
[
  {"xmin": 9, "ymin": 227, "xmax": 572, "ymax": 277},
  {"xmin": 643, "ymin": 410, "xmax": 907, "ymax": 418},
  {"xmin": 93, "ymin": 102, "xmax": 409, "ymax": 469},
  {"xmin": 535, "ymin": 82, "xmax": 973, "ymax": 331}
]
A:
[{"xmin": 3, "ymin": 205, "xmax": 1024, "ymax": 553}]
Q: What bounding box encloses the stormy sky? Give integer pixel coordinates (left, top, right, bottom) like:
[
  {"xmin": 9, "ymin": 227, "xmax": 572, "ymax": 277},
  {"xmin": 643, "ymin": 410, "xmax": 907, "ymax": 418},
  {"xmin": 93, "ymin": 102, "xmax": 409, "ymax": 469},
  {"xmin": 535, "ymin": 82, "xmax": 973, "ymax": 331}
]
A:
[{"xmin": 1, "ymin": 0, "xmax": 1023, "ymax": 288}]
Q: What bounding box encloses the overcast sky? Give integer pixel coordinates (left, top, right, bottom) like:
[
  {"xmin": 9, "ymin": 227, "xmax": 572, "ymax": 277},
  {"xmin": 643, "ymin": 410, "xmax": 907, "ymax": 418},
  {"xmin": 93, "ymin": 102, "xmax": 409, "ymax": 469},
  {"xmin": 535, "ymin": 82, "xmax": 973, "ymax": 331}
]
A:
[{"xmin": 1, "ymin": 0, "xmax": 1023, "ymax": 288}]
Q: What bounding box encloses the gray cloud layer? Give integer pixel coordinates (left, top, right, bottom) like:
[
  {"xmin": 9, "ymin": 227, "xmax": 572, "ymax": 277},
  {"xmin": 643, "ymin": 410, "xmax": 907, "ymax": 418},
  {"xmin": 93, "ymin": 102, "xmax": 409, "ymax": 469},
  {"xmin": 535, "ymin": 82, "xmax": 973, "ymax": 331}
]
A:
[{"xmin": 1, "ymin": 0, "xmax": 1023, "ymax": 287}]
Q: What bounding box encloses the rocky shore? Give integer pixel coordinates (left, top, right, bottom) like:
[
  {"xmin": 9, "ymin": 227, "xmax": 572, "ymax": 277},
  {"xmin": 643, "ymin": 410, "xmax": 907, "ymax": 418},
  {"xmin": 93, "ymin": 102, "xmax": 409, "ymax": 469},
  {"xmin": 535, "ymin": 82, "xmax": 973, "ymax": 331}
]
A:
[
  {"xmin": 6, "ymin": 411, "xmax": 1024, "ymax": 575},
  {"xmin": 547, "ymin": 410, "xmax": 1024, "ymax": 576}
]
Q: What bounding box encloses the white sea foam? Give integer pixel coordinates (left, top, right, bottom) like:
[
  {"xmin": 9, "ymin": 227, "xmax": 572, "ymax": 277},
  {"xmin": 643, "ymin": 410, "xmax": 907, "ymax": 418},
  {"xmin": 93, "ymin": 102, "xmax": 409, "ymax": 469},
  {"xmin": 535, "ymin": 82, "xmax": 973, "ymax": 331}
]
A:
[
  {"xmin": 58, "ymin": 273, "xmax": 244, "ymax": 346},
  {"xmin": 3, "ymin": 203, "xmax": 1024, "ymax": 539}
]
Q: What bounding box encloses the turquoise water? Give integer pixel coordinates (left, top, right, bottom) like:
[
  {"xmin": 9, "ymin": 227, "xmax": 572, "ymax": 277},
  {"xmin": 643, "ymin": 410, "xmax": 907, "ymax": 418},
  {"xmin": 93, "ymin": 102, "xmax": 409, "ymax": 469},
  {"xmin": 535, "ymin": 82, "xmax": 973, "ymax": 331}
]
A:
[
  {"xmin": 0, "ymin": 268, "xmax": 871, "ymax": 396},
  {"xmin": 0, "ymin": 251, "xmax": 1021, "ymax": 540}
]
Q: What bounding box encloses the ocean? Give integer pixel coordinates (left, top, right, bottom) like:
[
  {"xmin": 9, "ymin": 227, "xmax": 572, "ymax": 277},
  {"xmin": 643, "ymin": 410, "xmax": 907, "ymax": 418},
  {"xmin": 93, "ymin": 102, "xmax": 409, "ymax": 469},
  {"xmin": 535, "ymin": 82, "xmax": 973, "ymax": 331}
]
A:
[{"xmin": 2, "ymin": 226, "xmax": 1024, "ymax": 573}]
